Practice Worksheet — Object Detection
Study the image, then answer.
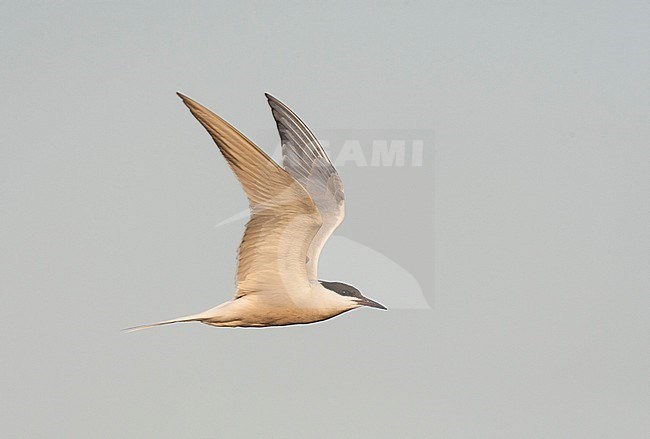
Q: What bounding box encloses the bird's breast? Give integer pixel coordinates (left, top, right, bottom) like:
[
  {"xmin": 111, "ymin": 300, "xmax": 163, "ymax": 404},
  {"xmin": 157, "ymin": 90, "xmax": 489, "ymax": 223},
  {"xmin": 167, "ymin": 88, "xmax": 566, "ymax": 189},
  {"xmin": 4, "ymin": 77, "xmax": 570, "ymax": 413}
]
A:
[{"xmin": 202, "ymin": 288, "xmax": 350, "ymax": 327}]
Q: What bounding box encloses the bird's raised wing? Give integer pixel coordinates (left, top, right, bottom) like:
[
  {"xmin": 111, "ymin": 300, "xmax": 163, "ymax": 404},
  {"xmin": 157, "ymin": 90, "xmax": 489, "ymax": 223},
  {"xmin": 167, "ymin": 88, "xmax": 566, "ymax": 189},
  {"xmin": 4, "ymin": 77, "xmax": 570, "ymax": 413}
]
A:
[
  {"xmin": 178, "ymin": 93, "xmax": 322, "ymax": 299},
  {"xmin": 265, "ymin": 94, "xmax": 345, "ymax": 282}
]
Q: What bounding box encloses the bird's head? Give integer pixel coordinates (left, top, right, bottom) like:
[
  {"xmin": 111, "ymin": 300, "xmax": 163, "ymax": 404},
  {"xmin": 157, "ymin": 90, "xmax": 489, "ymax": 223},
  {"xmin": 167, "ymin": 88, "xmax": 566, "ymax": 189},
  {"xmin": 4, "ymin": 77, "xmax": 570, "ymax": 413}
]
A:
[{"xmin": 319, "ymin": 281, "xmax": 387, "ymax": 311}]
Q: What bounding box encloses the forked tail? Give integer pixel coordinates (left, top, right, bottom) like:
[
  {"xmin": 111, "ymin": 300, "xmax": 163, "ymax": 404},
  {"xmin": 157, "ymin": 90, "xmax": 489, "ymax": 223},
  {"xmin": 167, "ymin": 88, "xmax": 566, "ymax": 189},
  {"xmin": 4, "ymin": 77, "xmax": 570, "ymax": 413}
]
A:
[{"xmin": 123, "ymin": 315, "xmax": 203, "ymax": 333}]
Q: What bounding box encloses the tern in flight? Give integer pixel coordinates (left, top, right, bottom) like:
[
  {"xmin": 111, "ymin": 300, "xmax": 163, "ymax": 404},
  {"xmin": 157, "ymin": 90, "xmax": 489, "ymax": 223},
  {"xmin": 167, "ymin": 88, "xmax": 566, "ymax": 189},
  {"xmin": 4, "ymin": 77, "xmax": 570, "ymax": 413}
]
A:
[{"xmin": 126, "ymin": 93, "xmax": 385, "ymax": 332}]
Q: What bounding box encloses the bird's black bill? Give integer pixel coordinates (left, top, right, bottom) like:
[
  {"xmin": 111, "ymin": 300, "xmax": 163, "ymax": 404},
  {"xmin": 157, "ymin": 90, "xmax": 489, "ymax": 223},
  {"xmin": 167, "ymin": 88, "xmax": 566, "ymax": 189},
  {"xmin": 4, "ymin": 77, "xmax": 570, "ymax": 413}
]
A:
[{"xmin": 358, "ymin": 297, "xmax": 387, "ymax": 310}]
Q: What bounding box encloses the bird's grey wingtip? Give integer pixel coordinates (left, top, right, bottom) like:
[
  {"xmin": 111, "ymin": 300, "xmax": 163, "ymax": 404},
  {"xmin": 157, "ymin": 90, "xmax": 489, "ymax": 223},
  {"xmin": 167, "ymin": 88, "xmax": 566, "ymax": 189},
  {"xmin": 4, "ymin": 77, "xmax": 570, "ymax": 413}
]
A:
[
  {"xmin": 265, "ymin": 93, "xmax": 286, "ymax": 114},
  {"xmin": 265, "ymin": 92, "xmax": 281, "ymax": 104}
]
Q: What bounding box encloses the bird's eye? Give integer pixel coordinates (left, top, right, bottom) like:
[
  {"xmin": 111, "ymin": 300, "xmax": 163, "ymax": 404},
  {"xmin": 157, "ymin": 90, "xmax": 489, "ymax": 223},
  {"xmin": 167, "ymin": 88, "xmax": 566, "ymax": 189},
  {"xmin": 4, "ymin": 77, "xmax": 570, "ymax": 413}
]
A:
[{"xmin": 342, "ymin": 290, "xmax": 350, "ymax": 296}]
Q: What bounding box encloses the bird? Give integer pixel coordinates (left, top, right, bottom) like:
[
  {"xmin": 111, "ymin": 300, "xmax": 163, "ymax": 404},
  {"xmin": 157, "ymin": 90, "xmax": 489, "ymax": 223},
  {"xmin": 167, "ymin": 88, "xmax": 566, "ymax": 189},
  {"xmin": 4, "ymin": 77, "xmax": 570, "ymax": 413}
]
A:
[{"xmin": 125, "ymin": 93, "xmax": 386, "ymax": 331}]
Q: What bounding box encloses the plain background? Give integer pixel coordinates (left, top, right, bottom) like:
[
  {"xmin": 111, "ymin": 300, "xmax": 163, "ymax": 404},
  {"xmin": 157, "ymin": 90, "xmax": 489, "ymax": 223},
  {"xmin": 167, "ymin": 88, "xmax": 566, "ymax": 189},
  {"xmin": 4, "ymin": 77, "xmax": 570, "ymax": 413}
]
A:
[{"xmin": 1, "ymin": 1, "xmax": 648, "ymax": 438}]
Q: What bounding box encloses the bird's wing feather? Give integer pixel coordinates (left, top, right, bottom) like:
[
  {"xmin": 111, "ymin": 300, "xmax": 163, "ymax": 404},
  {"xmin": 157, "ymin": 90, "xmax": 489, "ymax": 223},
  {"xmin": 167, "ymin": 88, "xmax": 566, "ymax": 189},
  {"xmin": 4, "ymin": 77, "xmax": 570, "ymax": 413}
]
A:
[
  {"xmin": 178, "ymin": 93, "xmax": 322, "ymax": 300},
  {"xmin": 265, "ymin": 94, "xmax": 344, "ymax": 282}
]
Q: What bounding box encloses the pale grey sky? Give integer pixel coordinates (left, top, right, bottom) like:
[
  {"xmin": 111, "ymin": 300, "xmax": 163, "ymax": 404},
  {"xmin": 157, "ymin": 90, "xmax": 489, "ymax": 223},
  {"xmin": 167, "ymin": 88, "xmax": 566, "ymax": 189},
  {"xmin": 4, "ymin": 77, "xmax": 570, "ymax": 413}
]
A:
[{"xmin": 1, "ymin": 1, "xmax": 648, "ymax": 438}]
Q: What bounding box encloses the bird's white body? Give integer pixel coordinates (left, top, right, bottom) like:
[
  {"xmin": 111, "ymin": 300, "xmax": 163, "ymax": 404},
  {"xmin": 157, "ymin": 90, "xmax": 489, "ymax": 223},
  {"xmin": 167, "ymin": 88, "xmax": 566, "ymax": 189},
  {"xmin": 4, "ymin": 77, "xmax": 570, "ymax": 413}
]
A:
[
  {"xmin": 198, "ymin": 283, "xmax": 358, "ymax": 327},
  {"xmin": 132, "ymin": 283, "xmax": 360, "ymax": 331}
]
